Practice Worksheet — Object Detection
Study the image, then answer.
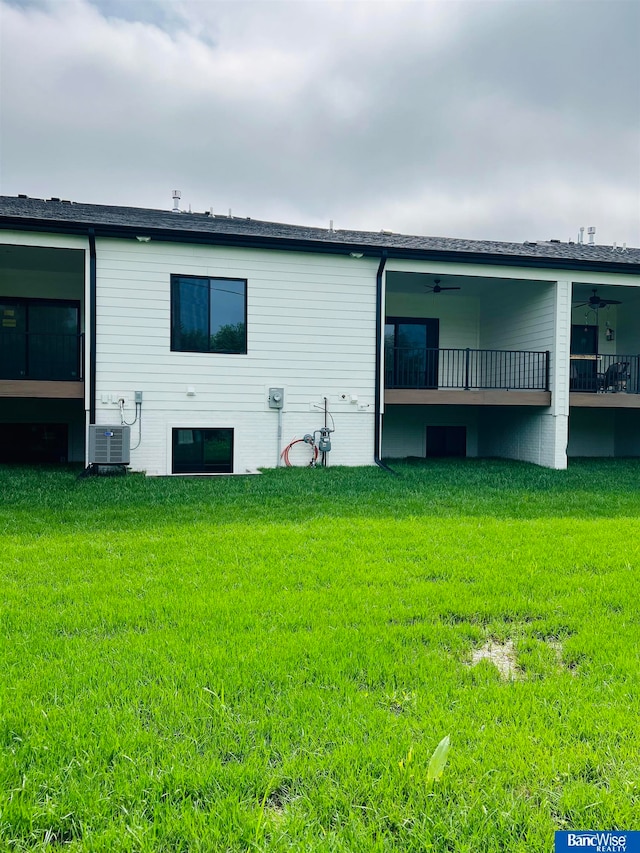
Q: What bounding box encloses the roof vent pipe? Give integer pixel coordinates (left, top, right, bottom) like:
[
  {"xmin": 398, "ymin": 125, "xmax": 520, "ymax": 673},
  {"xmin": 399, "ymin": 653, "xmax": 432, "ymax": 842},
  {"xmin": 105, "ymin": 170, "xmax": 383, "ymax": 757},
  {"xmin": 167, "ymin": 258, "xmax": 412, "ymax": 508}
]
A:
[
  {"xmin": 578, "ymin": 227, "xmax": 584, "ymax": 244},
  {"xmin": 588, "ymin": 226, "xmax": 596, "ymax": 245},
  {"xmin": 172, "ymin": 190, "xmax": 181, "ymax": 213}
]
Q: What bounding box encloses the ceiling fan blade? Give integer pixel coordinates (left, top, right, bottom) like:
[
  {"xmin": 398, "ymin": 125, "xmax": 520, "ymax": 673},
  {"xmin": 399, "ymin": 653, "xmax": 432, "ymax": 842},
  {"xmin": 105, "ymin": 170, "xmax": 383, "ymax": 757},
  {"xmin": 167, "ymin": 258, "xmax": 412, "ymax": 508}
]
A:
[
  {"xmin": 439, "ymin": 287, "xmax": 461, "ymax": 291},
  {"xmin": 600, "ymin": 299, "xmax": 622, "ymax": 305}
]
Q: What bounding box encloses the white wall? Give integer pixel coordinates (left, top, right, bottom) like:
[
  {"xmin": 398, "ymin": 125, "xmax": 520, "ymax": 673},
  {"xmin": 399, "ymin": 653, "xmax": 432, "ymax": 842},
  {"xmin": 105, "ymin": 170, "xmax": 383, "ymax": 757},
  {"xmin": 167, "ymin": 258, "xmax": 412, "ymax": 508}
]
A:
[
  {"xmin": 385, "ymin": 290, "xmax": 479, "ymax": 349},
  {"xmin": 94, "ymin": 239, "xmax": 378, "ymax": 474},
  {"xmin": 480, "ymin": 281, "xmax": 555, "ymax": 390},
  {"xmin": 480, "ymin": 281, "xmax": 555, "ymax": 351},
  {"xmin": 568, "ymin": 408, "xmax": 640, "ymax": 458},
  {"xmin": 568, "ymin": 408, "xmax": 615, "ymax": 457},
  {"xmin": 479, "ymin": 408, "xmax": 566, "ymax": 468},
  {"xmin": 382, "ymin": 405, "xmax": 478, "ymax": 458}
]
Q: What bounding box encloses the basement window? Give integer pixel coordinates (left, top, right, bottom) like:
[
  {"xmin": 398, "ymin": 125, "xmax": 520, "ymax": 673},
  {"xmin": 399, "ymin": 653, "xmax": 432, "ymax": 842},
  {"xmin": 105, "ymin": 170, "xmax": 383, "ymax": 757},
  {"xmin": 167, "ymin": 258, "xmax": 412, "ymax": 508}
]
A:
[
  {"xmin": 172, "ymin": 428, "xmax": 234, "ymax": 474},
  {"xmin": 426, "ymin": 426, "xmax": 467, "ymax": 458},
  {"xmin": 171, "ymin": 275, "xmax": 247, "ymax": 354}
]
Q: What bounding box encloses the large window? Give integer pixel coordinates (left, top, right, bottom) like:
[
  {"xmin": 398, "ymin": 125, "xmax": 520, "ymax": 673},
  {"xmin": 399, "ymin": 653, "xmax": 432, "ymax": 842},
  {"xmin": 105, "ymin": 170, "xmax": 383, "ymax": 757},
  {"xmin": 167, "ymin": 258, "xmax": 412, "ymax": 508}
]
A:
[
  {"xmin": 171, "ymin": 275, "xmax": 247, "ymax": 354},
  {"xmin": 172, "ymin": 428, "xmax": 234, "ymax": 474},
  {"xmin": 0, "ymin": 298, "xmax": 81, "ymax": 380}
]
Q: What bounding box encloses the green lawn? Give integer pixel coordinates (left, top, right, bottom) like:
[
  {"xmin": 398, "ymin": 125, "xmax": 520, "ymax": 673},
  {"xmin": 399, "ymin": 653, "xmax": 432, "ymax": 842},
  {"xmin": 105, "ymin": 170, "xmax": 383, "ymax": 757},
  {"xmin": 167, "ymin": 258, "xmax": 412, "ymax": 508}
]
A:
[{"xmin": 1, "ymin": 460, "xmax": 639, "ymax": 851}]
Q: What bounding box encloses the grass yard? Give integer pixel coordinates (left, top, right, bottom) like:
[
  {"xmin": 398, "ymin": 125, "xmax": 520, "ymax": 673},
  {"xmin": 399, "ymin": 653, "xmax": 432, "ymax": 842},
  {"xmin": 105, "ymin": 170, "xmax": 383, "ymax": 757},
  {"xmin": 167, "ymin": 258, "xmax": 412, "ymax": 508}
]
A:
[{"xmin": 1, "ymin": 459, "xmax": 639, "ymax": 851}]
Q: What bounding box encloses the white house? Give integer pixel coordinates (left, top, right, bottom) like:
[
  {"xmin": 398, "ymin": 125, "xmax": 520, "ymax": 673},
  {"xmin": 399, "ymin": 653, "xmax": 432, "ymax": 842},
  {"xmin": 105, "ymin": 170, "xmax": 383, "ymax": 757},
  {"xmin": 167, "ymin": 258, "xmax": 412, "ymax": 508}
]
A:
[{"xmin": 1, "ymin": 195, "xmax": 639, "ymax": 473}]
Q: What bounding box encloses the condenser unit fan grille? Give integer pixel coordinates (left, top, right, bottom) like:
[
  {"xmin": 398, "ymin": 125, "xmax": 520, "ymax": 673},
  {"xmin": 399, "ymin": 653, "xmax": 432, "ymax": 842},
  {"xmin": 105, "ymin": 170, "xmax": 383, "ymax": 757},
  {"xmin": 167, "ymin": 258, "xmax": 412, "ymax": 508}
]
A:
[{"xmin": 88, "ymin": 425, "xmax": 131, "ymax": 464}]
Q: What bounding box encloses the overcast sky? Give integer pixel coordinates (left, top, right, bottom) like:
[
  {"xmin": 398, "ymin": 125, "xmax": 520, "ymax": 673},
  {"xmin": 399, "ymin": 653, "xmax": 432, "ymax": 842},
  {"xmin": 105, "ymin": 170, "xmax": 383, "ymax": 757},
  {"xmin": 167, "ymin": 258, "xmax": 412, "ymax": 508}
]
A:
[{"xmin": 1, "ymin": 0, "xmax": 639, "ymax": 246}]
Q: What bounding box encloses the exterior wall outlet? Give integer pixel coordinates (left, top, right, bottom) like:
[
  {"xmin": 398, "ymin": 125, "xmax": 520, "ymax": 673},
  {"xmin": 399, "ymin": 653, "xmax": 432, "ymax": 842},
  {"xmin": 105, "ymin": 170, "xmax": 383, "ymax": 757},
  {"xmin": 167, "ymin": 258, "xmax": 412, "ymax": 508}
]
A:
[{"xmin": 135, "ymin": 391, "xmax": 143, "ymax": 403}]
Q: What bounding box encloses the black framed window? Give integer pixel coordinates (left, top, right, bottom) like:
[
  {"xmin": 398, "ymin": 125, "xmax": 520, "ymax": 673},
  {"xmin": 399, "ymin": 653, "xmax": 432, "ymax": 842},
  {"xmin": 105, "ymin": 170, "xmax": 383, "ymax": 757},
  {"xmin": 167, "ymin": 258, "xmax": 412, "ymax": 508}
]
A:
[
  {"xmin": 171, "ymin": 275, "xmax": 247, "ymax": 354},
  {"xmin": 0, "ymin": 298, "xmax": 80, "ymax": 380},
  {"xmin": 172, "ymin": 428, "xmax": 234, "ymax": 474}
]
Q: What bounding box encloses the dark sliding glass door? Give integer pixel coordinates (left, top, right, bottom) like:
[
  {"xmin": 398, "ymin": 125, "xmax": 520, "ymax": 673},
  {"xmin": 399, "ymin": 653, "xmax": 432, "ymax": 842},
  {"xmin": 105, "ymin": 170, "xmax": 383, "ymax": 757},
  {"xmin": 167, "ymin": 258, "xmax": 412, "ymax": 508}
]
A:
[
  {"xmin": 0, "ymin": 299, "xmax": 81, "ymax": 380},
  {"xmin": 385, "ymin": 318, "xmax": 439, "ymax": 388}
]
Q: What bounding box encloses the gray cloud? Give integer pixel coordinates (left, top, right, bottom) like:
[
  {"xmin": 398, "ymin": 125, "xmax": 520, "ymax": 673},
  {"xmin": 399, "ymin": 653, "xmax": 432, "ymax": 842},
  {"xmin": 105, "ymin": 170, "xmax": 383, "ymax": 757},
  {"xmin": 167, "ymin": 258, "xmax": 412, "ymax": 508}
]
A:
[{"xmin": 1, "ymin": 0, "xmax": 638, "ymax": 245}]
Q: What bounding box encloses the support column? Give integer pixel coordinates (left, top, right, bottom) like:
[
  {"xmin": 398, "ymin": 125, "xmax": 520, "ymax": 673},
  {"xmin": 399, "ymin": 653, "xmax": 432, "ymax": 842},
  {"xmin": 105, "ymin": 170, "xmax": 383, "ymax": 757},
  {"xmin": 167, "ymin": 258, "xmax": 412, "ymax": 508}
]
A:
[{"xmin": 548, "ymin": 280, "xmax": 572, "ymax": 469}]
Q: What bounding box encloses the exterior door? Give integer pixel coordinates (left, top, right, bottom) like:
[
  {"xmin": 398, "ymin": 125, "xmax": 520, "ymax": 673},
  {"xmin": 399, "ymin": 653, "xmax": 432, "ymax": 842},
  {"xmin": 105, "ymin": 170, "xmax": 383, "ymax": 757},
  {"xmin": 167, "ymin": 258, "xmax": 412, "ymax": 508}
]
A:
[
  {"xmin": 570, "ymin": 324, "xmax": 598, "ymax": 391},
  {"xmin": 0, "ymin": 299, "xmax": 80, "ymax": 380},
  {"xmin": 385, "ymin": 318, "xmax": 439, "ymax": 388}
]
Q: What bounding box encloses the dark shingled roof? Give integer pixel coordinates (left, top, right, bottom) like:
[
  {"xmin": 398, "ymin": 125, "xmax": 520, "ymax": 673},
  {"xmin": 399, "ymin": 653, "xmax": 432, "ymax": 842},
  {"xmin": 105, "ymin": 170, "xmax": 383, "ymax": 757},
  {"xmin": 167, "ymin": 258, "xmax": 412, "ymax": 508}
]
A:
[{"xmin": 1, "ymin": 195, "xmax": 639, "ymax": 271}]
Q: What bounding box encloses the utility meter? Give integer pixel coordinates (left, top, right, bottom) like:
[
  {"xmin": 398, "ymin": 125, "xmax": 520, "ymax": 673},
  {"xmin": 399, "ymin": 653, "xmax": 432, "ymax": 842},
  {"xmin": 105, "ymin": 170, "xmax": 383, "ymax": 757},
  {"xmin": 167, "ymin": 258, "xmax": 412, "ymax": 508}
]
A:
[
  {"xmin": 318, "ymin": 427, "xmax": 332, "ymax": 452},
  {"xmin": 268, "ymin": 387, "xmax": 284, "ymax": 409}
]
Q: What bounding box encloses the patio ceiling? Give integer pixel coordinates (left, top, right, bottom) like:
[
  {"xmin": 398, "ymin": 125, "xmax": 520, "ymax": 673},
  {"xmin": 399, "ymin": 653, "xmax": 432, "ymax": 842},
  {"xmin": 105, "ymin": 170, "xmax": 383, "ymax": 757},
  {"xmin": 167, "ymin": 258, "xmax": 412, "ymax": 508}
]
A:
[{"xmin": 385, "ymin": 271, "xmax": 548, "ymax": 298}]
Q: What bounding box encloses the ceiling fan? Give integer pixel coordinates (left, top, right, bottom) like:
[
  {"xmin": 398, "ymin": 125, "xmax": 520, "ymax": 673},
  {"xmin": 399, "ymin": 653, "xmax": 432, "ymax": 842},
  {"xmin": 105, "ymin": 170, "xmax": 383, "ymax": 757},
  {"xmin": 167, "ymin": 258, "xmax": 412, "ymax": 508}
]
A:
[
  {"xmin": 573, "ymin": 288, "xmax": 622, "ymax": 309},
  {"xmin": 424, "ymin": 278, "xmax": 460, "ymax": 294}
]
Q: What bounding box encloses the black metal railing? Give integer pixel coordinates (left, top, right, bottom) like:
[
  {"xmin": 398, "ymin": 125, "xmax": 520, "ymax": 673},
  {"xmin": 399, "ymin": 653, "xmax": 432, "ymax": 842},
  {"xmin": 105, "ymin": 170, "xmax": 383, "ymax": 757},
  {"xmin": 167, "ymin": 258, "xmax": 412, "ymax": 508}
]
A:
[
  {"xmin": 385, "ymin": 347, "xmax": 550, "ymax": 391},
  {"xmin": 570, "ymin": 353, "xmax": 640, "ymax": 394},
  {"xmin": 0, "ymin": 332, "xmax": 84, "ymax": 381}
]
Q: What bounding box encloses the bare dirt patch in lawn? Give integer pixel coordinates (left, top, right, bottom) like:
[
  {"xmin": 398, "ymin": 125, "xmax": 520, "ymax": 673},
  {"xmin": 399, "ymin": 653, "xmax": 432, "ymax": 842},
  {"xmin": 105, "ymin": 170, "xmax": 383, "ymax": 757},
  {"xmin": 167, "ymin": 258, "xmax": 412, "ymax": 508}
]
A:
[{"xmin": 471, "ymin": 640, "xmax": 519, "ymax": 679}]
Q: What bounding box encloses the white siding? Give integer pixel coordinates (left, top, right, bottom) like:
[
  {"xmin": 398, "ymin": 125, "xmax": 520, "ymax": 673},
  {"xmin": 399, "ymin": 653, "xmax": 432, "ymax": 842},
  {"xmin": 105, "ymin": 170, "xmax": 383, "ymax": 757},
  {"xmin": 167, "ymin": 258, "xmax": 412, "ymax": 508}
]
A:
[
  {"xmin": 385, "ymin": 291, "xmax": 479, "ymax": 349},
  {"xmin": 479, "ymin": 281, "xmax": 555, "ymax": 352},
  {"xmin": 479, "ymin": 280, "xmax": 555, "ymax": 390},
  {"xmin": 94, "ymin": 239, "xmax": 378, "ymax": 474}
]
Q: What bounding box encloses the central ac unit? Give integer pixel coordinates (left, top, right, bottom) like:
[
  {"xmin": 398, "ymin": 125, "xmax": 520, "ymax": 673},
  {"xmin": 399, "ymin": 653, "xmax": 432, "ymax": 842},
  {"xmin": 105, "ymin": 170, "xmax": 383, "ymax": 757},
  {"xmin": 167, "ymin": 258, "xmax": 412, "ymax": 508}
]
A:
[{"xmin": 88, "ymin": 425, "xmax": 131, "ymax": 465}]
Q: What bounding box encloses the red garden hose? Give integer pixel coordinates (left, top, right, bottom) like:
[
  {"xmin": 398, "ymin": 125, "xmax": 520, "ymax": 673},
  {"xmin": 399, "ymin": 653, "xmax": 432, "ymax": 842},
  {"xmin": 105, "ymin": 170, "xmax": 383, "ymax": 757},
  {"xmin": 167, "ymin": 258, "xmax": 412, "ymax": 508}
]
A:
[{"xmin": 281, "ymin": 438, "xmax": 319, "ymax": 467}]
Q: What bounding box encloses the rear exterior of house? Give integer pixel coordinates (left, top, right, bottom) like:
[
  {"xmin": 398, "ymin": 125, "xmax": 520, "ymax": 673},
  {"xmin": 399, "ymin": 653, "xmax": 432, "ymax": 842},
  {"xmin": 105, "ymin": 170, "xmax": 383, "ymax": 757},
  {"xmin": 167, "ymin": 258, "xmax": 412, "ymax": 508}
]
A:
[{"xmin": 1, "ymin": 195, "xmax": 639, "ymax": 473}]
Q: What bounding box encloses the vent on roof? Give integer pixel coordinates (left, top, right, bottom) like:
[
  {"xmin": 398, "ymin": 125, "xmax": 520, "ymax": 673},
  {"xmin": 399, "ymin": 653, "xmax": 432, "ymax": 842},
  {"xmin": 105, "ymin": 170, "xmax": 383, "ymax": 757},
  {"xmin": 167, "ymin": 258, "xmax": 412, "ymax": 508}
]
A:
[{"xmin": 18, "ymin": 193, "xmax": 27, "ymax": 199}]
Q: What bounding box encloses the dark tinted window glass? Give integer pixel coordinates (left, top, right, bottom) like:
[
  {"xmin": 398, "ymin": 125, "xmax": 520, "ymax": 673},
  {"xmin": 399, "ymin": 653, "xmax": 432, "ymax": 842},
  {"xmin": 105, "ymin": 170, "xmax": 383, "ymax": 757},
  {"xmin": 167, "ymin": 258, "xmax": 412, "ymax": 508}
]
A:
[
  {"xmin": 29, "ymin": 304, "xmax": 79, "ymax": 379},
  {"xmin": 171, "ymin": 276, "xmax": 246, "ymax": 354},
  {"xmin": 0, "ymin": 300, "xmax": 80, "ymax": 381},
  {"xmin": 0, "ymin": 302, "xmax": 27, "ymax": 378},
  {"xmin": 172, "ymin": 277, "xmax": 209, "ymax": 352},
  {"xmin": 172, "ymin": 428, "xmax": 234, "ymax": 473},
  {"xmin": 210, "ymin": 279, "xmax": 246, "ymax": 353}
]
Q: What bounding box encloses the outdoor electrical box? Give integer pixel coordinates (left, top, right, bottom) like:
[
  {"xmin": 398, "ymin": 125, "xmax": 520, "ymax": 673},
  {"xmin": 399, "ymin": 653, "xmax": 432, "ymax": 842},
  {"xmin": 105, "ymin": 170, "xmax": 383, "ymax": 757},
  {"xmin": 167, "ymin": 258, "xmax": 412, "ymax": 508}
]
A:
[
  {"xmin": 88, "ymin": 425, "xmax": 131, "ymax": 465},
  {"xmin": 268, "ymin": 388, "xmax": 284, "ymax": 409},
  {"xmin": 134, "ymin": 391, "xmax": 143, "ymax": 403}
]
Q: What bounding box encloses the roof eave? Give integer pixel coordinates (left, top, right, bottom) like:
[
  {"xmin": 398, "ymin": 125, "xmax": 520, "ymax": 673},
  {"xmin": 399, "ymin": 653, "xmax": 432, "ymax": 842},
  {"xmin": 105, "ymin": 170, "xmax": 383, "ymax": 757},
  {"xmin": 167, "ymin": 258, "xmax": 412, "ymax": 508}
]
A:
[{"xmin": 1, "ymin": 214, "xmax": 639, "ymax": 276}]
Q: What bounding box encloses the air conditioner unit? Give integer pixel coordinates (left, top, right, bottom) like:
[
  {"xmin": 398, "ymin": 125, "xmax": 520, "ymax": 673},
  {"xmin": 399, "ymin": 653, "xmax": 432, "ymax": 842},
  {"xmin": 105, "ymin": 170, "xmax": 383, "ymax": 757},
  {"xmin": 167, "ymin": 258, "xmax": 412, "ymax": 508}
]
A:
[{"xmin": 88, "ymin": 425, "xmax": 130, "ymax": 465}]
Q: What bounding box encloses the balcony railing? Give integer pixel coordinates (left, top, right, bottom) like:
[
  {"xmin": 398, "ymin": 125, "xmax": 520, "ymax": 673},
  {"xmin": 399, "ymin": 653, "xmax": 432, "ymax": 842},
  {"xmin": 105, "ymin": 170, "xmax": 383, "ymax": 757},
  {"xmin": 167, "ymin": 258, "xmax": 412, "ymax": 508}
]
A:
[
  {"xmin": 570, "ymin": 353, "xmax": 640, "ymax": 394},
  {"xmin": 385, "ymin": 347, "xmax": 550, "ymax": 391},
  {"xmin": 0, "ymin": 332, "xmax": 84, "ymax": 381}
]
